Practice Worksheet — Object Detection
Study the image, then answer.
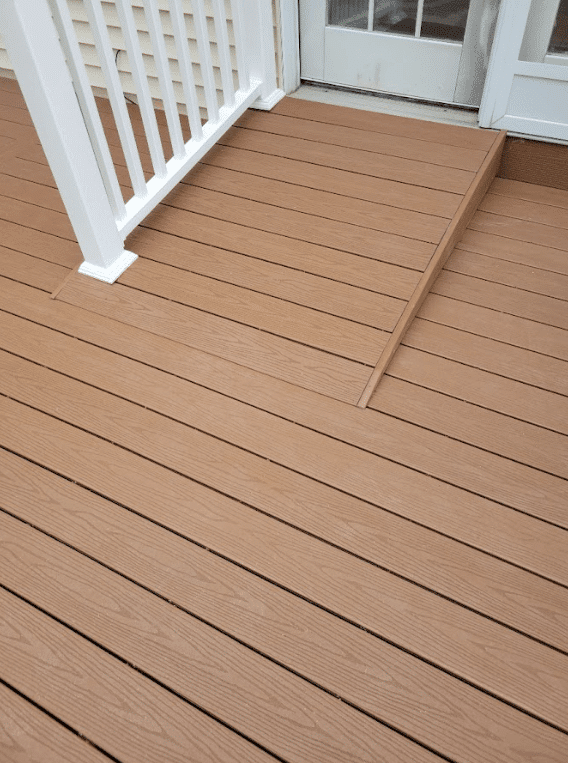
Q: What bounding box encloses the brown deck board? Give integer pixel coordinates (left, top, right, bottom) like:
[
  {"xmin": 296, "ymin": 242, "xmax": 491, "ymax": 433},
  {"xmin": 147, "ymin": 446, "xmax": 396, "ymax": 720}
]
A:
[
  {"xmin": 447, "ymin": 248, "xmax": 568, "ymax": 300},
  {"xmin": 369, "ymin": 375, "xmax": 568, "ymax": 479},
  {"xmin": 0, "ymin": 514, "xmax": 442, "ymax": 763},
  {"xmin": 419, "ymin": 293, "xmax": 568, "ymax": 361},
  {"xmin": 491, "ymin": 177, "xmax": 568, "ymax": 209},
  {"xmin": 56, "ymin": 273, "xmax": 370, "ymax": 403},
  {"xmin": 432, "ymin": 269, "xmax": 568, "ymax": 329},
  {"xmin": 0, "ymin": 589, "xmax": 273, "ymax": 763},
  {"xmin": 272, "ymin": 96, "xmax": 497, "ymax": 151},
  {"xmin": 456, "ymin": 228, "xmax": 568, "ymax": 274},
  {"xmin": 0, "ymin": 682, "xmax": 109, "ymax": 763},
  {"xmin": 181, "ymin": 162, "xmax": 449, "ymax": 244},
  {"xmin": 206, "ymin": 139, "xmax": 461, "ymax": 217},
  {"xmin": 228, "ymin": 119, "xmax": 475, "ymax": 194},
  {"xmin": 2, "ymin": 394, "xmax": 568, "ymax": 737},
  {"xmin": 237, "ymin": 109, "xmax": 488, "ymax": 171},
  {"xmin": 471, "ymin": 209, "xmax": 568, "ymax": 251},
  {"xmin": 480, "ymin": 191, "xmax": 568, "ymax": 228},
  {"xmin": 2, "ymin": 80, "xmax": 567, "ymax": 762},
  {"xmin": 2, "ymin": 495, "xmax": 566, "ymax": 763}
]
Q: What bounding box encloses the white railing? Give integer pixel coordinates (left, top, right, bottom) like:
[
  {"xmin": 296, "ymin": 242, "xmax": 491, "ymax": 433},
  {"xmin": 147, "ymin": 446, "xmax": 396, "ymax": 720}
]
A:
[{"xmin": 0, "ymin": 0, "xmax": 283, "ymax": 282}]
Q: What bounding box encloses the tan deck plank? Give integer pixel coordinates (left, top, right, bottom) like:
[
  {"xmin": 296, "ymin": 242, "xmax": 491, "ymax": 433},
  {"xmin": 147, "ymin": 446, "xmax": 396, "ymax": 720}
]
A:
[
  {"xmin": 0, "ymin": 194, "xmax": 74, "ymax": 241},
  {"xmin": 480, "ymin": 192, "xmax": 568, "ymax": 229},
  {"xmin": 2, "ymin": 500, "xmax": 566, "ymax": 763},
  {"xmin": 432, "ymin": 270, "xmax": 568, "ymax": 330},
  {"xmin": 126, "ymin": 227, "xmax": 406, "ymax": 327},
  {"xmin": 226, "ymin": 122, "xmax": 475, "ymax": 195},
  {"xmin": 57, "ymin": 273, "xmax": 370, "ymax": 403},
  {"xmin": 0, "ymin": 588, "xmax": 273, "ymax": 763},
  {"xmin": 182, "ymin": 162, "xmax": 449, "ymax": 244},
  {"xmin": 470, "ymin": 210, "xmax": 568, "ymax": 251},
  {"xmin": 405, "ymin": 318, "xmax": 568, "ymax": 396},
  {"xmin": 369, "ymin": 375, "xmax": 568, "ymax": 479},
  {"xmin": 456, "ymin": 229, "xmax": 568, "ymax": 274},
  {"xmin": 2, "ymin": 347, "xmax": 566, "ymax": 586},
  {"xmin": 236, "ymin": 110, "xmax": 487, "ymax": 172},
  {"xmin": 1, "ymin": 157, "xmax": 421, "ymax": 300},
  {"xmin": 0, "ymin": 514, "xmax": 442, "ymax": 763},
  {"xmin": 3, "ymin": 299, "xmax": 568, "ymax": 559},
  {"xmin": 118, "ymin": 256, "xmax": 389, "ymax": 362},
  {"xmin": 447, "ymin": 248, "xmax": 568, "ymax": 301},
  {"xmin": 389, "ymin": 345, "xmax": 568, "ymax": 435},
  {"xmin": 206, "ymin": 139, "xmax": 461, "ymax": 217},
  {"xmin": 1, "ymin": 395, "xmax": 567, "ymax": 733},
  {"xmin": 0, "ymin": 682, "xmax": 109, "ymax": 763},
  {"xmin": 162, "ymin": 183, "xmax": 435, "ymax": 269},
  {"xmin": 138, "ymin": 204, "xmax": 421, "ymax": 295},
  {"xmin": 3, "ymin": 394, "xmax": 566, "ymax": 655},
  {"xmin": 2, "ymin": 306, "xmax": 567, "ymax": 645},
  {"xmin": 0, "ymin": 248, "xmax": 69, "ymax": 292},
  {"xmin": 419, "ymin": 293, "xmax": 568, "ymax": 362},
  {"xmin": 272, "ymin": 96, "xmax": 497, "ymax": 151},
  {"xmin": 0, "ymin": 218, "xmax": 79, "ymax": 269},
  {"xmin": 491, "ymin": 177, "xmax": 568, "ymax": 210}
]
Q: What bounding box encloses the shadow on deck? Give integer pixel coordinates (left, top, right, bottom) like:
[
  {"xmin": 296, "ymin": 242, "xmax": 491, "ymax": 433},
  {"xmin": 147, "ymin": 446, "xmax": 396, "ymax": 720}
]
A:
[{"xmin": 0, "ymin": 75, "xmax": 567, "ymax": 763}]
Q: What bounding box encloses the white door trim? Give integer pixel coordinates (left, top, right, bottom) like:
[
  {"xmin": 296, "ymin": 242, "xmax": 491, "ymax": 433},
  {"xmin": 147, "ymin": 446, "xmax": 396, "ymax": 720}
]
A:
[{"xmin": 278, "ymin": 0, "xmax": 301, "ymax": 92}]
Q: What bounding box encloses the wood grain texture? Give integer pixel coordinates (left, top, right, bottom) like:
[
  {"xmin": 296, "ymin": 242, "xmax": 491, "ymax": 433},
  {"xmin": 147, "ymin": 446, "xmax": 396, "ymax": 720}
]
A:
[
  {"xmin": 0, "ymin": 682, "xmax": 109, "ymax": 763},
  {"xmin": 418, "ymin": 292, "xmax": 568, "ymax": 362},
  {"xmin": 1, "ymin": 395, "xmax": 567, "ymax": 735},
  {"xmin": 56, "ymin": 272, "xmax": 371, "ymax": 403},
  {"xmin": 206, "ymin": 138, "xmax": 461, "ymax": 217},
  {"xmin": 1, "ymin": 305, "xmax": 567, "ymax": 648},
  {"xmin": 237, "ymin": 110, "xmax": 488, "ymax": 171},
  {"xmin": 272, "ymin": 97, "xmax": 497, "ymax": 151},
  {"xmin": 227, "ymin": 121, "xmax": 475, "ymax": 194},
  {"xmin": 491, "ymin": 177, "xmax": 568, "ymax": 210},
  {"xmin": 369, "ymin": 374, "xmax": 568, "ymax": 479},
  {"xmin": 357, "ymin": 130, "xmax": 506, "ymax": 406},
  {"xmin": 0, "ymin": 514, "xmax": 441, "ymax": 763},
  {"xmin": 480, "ymin": 191, "xmax": 568, "ymax": 229},
  {"xmin": 388, "ymin": 344, "xmax": 568, "ymax": 436},
  {"xmin": 181, "ymin": 163, "xmax": 448, "ymax": 244},
  {"xmin": 1, "ymin": 500, "xmax": 566, "ymax": 763},
  {"xmin": 456, "ymin": 228, "xmax": 568, "ymax": 274},
  {"xmin": 0, "ymin": 589, "xmax": 273, "ymax": 763},
  {"xmin": 446, "ymin": 248, "xmax": 568, "ymax": 301},
  {"xmin": 470, "ymin": 209, "xmax": 568, "ymax": 251}
]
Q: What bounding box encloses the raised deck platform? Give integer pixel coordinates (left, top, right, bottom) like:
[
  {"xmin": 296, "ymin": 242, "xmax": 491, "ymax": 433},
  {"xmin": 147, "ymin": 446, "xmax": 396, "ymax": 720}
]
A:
[{"xmin": 0, "ymin": 76, "xmax": 567, "ymax": 763}]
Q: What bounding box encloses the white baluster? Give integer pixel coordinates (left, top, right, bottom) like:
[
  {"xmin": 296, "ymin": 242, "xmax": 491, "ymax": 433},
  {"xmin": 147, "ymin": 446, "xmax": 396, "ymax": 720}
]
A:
[{"xmin": 169, "ymin": 0, "xmax": 203, "ymax": 139}]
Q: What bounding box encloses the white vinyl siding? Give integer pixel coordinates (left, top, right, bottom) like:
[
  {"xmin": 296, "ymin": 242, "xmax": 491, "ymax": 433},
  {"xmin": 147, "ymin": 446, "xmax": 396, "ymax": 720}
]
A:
[{"xmin": 0, "ymin": 0, "xmax": 281, "ymax": 115}]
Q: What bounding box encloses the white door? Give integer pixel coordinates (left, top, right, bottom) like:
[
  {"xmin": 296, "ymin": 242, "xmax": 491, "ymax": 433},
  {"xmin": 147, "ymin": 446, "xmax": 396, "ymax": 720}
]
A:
[
  {"xmin": 300, "ymin": 0, "xmax": 501, "ymax": 105},
  {"xmin": 480, "ymin": 0, "xmax": 568, "ymax": 140}
]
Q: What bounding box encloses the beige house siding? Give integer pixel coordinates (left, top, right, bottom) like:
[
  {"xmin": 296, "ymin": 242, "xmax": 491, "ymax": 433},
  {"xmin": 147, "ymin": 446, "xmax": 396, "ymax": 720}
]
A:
[{"xmin": 0, "ymin": 0, "xmax": 282, "ymax": 115}]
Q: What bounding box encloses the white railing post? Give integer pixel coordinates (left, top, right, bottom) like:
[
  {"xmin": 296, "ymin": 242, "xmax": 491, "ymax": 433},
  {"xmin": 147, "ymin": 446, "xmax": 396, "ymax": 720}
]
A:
[
  {"xmin": 235, "ymin": 0, "xmax": 285, "ymax": 109},
  {"xmin": 0, "ymin": 0, "xmax": 137, "ymax": 283}
]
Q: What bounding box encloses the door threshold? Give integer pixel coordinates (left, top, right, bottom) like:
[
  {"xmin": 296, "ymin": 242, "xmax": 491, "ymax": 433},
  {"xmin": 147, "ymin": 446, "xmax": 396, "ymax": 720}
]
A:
[{"xmin": 290, "ymin": 83, "xmax": 482, "ymax": 131}]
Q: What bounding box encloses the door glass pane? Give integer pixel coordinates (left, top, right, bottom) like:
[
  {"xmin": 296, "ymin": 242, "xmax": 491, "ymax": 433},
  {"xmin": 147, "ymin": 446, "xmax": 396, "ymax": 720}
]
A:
[
  {"xmin": 328, "ymin": 0, "xmax": 369, "ymax": 29},
  {"xmin": 373, "ymin": 1, "xmax": 418, "ymax": 35},
  {"xmin": 420, "ymin": 1, "xmax": 470, "ymax": 42},
  {"xmin": 549, "ymin": 0, "xmax": 568, "ymax": 54}
]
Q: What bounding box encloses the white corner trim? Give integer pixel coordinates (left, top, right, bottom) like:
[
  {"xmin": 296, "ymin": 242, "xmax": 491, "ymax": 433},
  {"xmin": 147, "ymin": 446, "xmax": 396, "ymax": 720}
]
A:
[
  {"xmin": 251, "ymin": 88, "xmax": 286, "ymax": 110},
  {"xmin": 78, "ymin": 250, "xmax": 138, "ymax": 284},
  {"xmin": 279, "ymin": 0, "xmax": 300, "ymax": 93}
]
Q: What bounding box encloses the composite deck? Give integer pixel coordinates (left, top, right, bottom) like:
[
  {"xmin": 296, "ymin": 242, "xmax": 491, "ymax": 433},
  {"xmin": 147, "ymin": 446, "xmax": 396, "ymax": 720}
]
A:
[{"xmin": 0, "ymin": 75, "xmax": 567, "ymax": 762}]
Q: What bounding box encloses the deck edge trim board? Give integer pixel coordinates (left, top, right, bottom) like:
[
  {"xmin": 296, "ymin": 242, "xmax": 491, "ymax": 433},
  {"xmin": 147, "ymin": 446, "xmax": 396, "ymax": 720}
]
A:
[{"xmin": 357, "ymin": 130, "xmax": 507, "ymax": 408}]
